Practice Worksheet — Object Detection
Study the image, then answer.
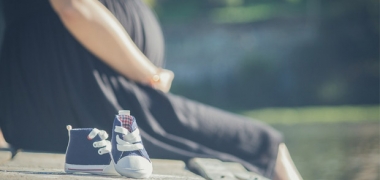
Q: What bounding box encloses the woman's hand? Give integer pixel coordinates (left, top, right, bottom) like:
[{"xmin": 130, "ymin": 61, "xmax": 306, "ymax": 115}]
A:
[{"xmin": 151, "ymin": 69, "xmax": 174, "ymax": 93}]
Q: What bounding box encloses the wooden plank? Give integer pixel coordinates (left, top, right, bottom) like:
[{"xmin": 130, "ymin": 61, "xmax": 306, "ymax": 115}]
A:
[
  {"xmin": 188, "ymin": 158, "xmax": 236, "ymax": 180},
  {"xmin": 188, "ymin": 158, "xmax": 270, "ymax": 180},
  {"xmin": 223, "ymin": 162, "xmax": 270, "ymax": 180},
  {"xmin": 0, "ymin": 151, "xmax": 203, "ymax": 180}
]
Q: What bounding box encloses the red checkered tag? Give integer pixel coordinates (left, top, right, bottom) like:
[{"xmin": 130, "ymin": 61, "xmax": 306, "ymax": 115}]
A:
[{"xmin": 119, "ymin": 115, "xmax": 134, "ymax": 132}]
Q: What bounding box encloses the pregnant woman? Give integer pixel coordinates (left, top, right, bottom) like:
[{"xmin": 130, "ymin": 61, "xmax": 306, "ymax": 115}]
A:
[{"xmin": 0, "ymin": 0, "xmax": 302, "ymax": 179}]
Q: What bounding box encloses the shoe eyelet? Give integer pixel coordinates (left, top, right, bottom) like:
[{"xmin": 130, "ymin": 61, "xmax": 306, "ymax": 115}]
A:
[{"xmin": 93, "ymin": 142, "xmax": 97, "ymax": 147}]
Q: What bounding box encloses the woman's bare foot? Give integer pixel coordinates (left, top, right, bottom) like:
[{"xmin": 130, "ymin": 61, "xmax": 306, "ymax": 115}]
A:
[
  {"xmin": 0, "ymin": 130, "xmax": 9, "ymax": 148},
  {"xmin": 274, "ymin": 143, "xmax": 303, "ymax": 180}
]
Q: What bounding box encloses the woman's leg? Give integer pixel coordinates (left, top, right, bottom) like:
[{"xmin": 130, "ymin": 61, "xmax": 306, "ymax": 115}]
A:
[
  {"xmin": 0, "ymin": 130, "xmax": 9, "ymax": 148},
  {"xmin": 274, "ymin": 143, "xmax": 303, "ymax": 180},
  {"xmin": 96, "ymin": 74, "xmax": 297, "ymax": 179},
  {"xmin": 109, "ymin": 79, "xmax": 283, "ymax": 177}
]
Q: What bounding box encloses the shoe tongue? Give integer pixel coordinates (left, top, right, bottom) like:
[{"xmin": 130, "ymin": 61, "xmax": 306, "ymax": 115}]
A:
[{"xmin": 118, "ymin": 115, "xmax": 137, "ymax": 133}]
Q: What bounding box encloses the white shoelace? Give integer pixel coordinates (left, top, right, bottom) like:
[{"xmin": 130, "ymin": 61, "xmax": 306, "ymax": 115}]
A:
[
  {"xmin": 114, "ymin": 126, "xmax": 144, "ymax": 152},
  {"xmin": 88, "ymin": 128, "xmax": 112, "ymax": 155}
]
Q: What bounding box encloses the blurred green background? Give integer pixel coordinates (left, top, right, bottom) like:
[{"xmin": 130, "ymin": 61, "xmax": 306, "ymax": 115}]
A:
[{"xmin": 146, "ymin": 0, "xmax": 379, "ymax": 179}]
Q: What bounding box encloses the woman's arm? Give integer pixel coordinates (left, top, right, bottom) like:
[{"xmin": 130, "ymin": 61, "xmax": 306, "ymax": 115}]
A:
[{"xmin": 49, "ymin": 0, "xmax": 173, "ymax": 91}]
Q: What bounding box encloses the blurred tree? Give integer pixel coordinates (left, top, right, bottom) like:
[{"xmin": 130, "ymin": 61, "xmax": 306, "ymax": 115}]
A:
[{"xmin": 156, "ymin": 0, "xmax": 379, "ymax": 109}]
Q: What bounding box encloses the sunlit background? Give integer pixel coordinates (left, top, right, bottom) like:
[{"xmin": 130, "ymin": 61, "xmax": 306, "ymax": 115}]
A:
[
  {"xmin": 0, "ymin": 0, "xmax": 378, "ymax": 179},
  {"xmin": 146, "ymin": 0, "xmax": 379, "ymax": 179}
]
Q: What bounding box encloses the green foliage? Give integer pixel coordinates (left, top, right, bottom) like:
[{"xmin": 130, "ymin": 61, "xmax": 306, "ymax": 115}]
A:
[
  {"xmin": 154, "ymin": 0, "xmax": 207, "ymax": 24},
  {"xmin": 210, "ymin": 4, "xmax": 278, "ymax": 24},
  {"xmin": 162, "ymin": 0, "xmax": 379, "ymax": 109},
  {"xmin": 209, "ymin": 2, "xmax": 306, "ymax": 24},
  {"xmin": 242, "ymin": 105, "xmax": 380, "ymax": 124}
]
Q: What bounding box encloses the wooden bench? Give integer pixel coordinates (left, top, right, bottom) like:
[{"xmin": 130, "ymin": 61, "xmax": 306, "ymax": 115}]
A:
[{"xmin": 0, "ymin": 150, "xmax": 269, "ymax": 180}]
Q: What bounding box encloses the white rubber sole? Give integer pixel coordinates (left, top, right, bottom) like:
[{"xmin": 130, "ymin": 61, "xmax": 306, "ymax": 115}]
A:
[
  {"xmin": 65, "ymin": 163, "xmax": 118, "ymax": 176},
  {"xmin": 114, "ymin": 156, "xmax": 153, "ymax": 178}
]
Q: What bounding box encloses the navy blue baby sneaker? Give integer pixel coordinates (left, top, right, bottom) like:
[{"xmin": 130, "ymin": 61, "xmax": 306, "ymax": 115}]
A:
[
  {"xmin": 64, "ymin": 126, "xmax": 117, "ymax": 175},
  {"xmin": 111, "ymin": 110, "xmax": 152, "ymax": 178}
]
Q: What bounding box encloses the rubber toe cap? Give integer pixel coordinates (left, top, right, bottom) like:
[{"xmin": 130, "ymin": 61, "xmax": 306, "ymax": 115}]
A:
[{"xmin": 115, "ymin": 156, "xmax": 152, "ymax": 178}]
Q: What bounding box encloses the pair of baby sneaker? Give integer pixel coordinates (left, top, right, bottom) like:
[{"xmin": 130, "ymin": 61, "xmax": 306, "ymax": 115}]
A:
[{"xmin": 64, "ymin": 110, "xmax": 152, "ymax": 178}]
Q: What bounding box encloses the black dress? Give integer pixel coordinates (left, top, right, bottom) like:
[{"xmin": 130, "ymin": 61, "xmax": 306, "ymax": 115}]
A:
[{"xmin": 0, "ymin": 0, "xmax": 282, "ymax": 178}]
